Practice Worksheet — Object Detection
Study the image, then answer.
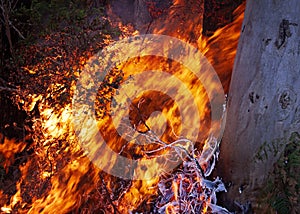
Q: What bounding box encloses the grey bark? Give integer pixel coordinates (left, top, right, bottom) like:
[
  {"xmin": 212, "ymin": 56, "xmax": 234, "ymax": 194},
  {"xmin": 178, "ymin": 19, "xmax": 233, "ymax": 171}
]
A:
[
  {"xmin": 108, "ymin": 0, "xmax": 152, "ymax": 32},
  {"xmin": 217, "ymin": 0, "xmax": 300, "ymax": 209},
  {"xmin": 134, "ymin": 0, "xmax": 152, "ymax": 30}
]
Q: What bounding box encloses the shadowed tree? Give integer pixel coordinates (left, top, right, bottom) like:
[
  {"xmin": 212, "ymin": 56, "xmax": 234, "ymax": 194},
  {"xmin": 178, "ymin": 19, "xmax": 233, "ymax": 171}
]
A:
[{"xmin": 217, "ymin": 0, "xmax": 300, "ymax": 211}]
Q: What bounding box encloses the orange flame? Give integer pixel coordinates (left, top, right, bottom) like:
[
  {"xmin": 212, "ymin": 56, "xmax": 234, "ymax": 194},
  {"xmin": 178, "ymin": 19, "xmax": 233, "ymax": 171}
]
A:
[
  {"xmin": 0, "ymin": 134, "xmax": 27, "ymax": 172},
  {"xmin": 0, "ymin": 1, "xmax": 245, "ymax": 213}
]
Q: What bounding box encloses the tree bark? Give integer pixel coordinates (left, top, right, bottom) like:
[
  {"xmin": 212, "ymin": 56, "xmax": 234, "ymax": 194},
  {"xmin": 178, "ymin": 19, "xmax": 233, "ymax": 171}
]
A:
[
  {"xmin": 217, "ymin": 0, "xmax": 300, "ymax": 210},
  {"xmin": 133, "ymin": 0, "xmax": 152, "ymax": 30}
]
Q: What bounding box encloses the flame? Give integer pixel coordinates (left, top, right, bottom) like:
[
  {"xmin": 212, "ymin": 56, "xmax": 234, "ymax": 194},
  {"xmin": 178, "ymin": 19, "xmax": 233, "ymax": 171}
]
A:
[
  {"xmin": 112, "ymin": 2, "xmax": 245, "ymax": 211},
  {"xmin": 201, "ymin": 2, "xmax": 245, "ymax": 92},
  {"xmin": 0, "ymin": 134, "xmax": 27, "ymax": 172},
  {"xmin": 172, "ymin": 180, "xmax": 179, "ymax": 201},
  {"xmin": 1, "ymin": 160, "xmax": 31, "ymax": 213},
  {"xmin": 0, "ymin": 1, "xmax": 245, "ymax": 213}
]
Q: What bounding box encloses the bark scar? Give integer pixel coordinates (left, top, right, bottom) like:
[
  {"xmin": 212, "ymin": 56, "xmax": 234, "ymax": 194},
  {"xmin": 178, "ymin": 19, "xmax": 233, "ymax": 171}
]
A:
[{"xmin": 275, "ymin": 19, "xmax": 298, "ymax": 49}]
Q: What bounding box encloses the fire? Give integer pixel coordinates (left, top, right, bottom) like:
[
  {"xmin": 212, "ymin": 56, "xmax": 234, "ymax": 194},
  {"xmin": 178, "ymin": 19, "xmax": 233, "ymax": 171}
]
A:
[
  {"xmin": 172, "ymin": 181, "xmax": 178, "ymax": 201},
  {"xmin": 201, "ymin": 2, "xmax": 245, "ymax": 92},
  {"xmin": 1, "ymin": 160, "xmax": 31, "ymax": 213},
  {"xmin": 0, "ymin": 1, "xmax": 245, "ymax": 213},
  {"xmin": 0, "ymin": 134, "xmax": 27, "ymax": 172}
]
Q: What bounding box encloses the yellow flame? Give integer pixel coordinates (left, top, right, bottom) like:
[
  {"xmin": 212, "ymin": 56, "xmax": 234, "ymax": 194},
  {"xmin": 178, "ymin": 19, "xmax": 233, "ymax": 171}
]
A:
[{"xmin": 0, "ymin": 2, "xmax": 246, "ymax": 213}]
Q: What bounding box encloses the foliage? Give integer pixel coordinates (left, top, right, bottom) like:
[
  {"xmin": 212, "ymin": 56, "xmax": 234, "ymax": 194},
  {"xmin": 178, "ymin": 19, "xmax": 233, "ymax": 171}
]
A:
[
  {"xmin": 10, "ymin": 0, "xmax": 104, "ymax": 45},
  {"xmin": 258, "ymin": 132, "xmax": 300, "ymax": 213}
]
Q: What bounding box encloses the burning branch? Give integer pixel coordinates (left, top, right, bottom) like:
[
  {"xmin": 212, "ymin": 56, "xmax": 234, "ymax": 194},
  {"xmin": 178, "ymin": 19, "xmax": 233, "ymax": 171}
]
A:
[
  {"xmin": 154, "ymin": 136, "xmax": 231, "ymax": 213},
  {"xmin": 99, "ymin": 173, "xmax": 121, "ymax": 214},
  {"xmin": 114, "ymin": 97, "xmax": 230, "ymax": 213}
]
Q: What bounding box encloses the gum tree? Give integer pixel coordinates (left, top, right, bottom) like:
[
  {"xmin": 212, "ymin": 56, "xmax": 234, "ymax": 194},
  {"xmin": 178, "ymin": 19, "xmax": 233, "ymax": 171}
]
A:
[{"xmin": 217, "ymin": 0, "xmax": 300, "ymax": 210}]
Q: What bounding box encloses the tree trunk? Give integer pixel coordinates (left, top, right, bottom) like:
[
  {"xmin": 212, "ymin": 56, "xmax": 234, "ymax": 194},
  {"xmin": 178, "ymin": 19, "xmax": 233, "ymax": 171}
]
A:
[
  {"xmin": 217, "ymin": 0, "xmax": 300, "ymax": 210},
  {"xmin": 134, "ymin": 0, "xmax": 152, "ymax": 30}
]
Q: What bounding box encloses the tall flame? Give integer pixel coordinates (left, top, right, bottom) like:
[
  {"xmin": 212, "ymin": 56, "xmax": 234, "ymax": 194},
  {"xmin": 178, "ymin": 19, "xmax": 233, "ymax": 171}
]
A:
[{"xmin": 0, "ymin": 1, "xmax": 245, "ymax": 213}]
